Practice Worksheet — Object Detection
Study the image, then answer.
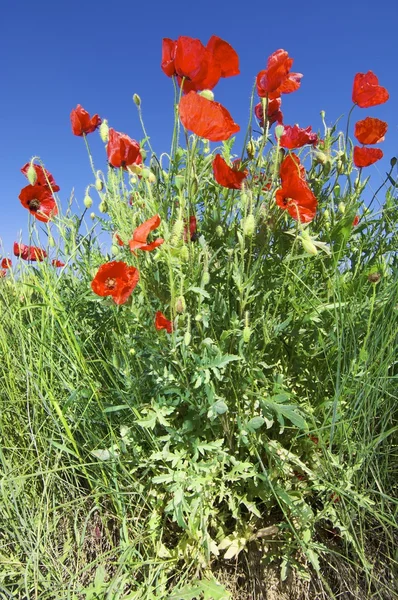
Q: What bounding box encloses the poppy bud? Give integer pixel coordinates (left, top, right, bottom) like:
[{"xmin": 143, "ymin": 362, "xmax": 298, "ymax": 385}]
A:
[
  {"xmin": 368, "ymin": 272, "xmax": 381, "ymax": 284},
  {"xmin": 175, "ymin": 296, "xmax": 186, "ymax": 314},
  {"xmin": 216, "ymin": 225, "xmax": 223, "ymax": 237},
  {"xmin": 390, "ymin": 157, "xmax": 397, "ymax": 167},
  {"xmin": 333, "ymin": 184, "xmax": 341, "ymax": 198},
  {"xmin": 202, "ymin": 271, "xmax": 210, "ymax": 285},
  {"xmin": 27, "ymin": 162, "xmax": 37, "ymax": 185},
  {"xmin": 243, "ymin": 214, "xmax": 256, "ymax": 237},
  {"xmin": 99, "ymin": 200, "xmax": 108, "ymax": 213},
  {"xmin": 195, "ymin": 314, "xmax": 202, "ymax": 322},
  {"xmin": 243, "ymin": 326, "xmax": 252, "ymax": 343},
  {"xmin": 199, "ymin": 90, "xmax": 214, "ymax": 101},
  {"xmin": 301, "ymin": 231, "xmax": 318, "ymax": 255},
  {"xmin": 191, "ymin": 176, "xmax": 198, "ymax": 195},
  {"xmin": 129, "ymin": 348, "xmax": 136, "ymax": 355},
  {"xmin": 140, "ymin": 149, "xmax": 147, "ymax": 162},
  {"xmin": 90, "ymin": 212, "xmax": 96, "ymax": 220},
  {"xmin": 338, "ymin": 202, "xmax": 345, "ymax": 214},
  {"xmin": 84, "ymin": 194, "xmax": 93, "ymax": 209},
  {"xmin": 274, "ymin": 125, "xmax": 284, "ymax": 139},
  {"xmin": 184, "ymin": 331, "xmax": 191, "ymax": 346},
  {"xmin": 323, "ymin": 209, "xmax": 330, "ymax": 221},
  {"xmin": 180, "ymin": 245, "xmax": 189, "ymax": 262},
  {"xmin": 133, "ymin": 93, "xmax": 141, "ymax": 107},
  {"xmin": 130, "ymin": 176, "xmax": 137, "ymax": 185},
  {"xmin": 95, "ymin": 178, "xmax": 103, "ymax": 191},
  {"xmin": 48, "ymin": 236, "xmax": 55, "ymax": 247},
  {"xmin": 99, "ymin": 119, "xmax": 109, "ymax": 143},
  {"xmin": 171, "ymin": 219, "xmax": 184, "ymax": 245},
  {"xmin": 111, "ymin": 244, "xmax": 120, "ymax": 255},
  {"xmin": 247, "ymin": 140, "xmax": 255, "ymax": 160}
]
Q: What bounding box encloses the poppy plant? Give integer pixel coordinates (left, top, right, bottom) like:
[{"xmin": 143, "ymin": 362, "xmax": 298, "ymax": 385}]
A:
[
  {"xmin": 52, "ymin": 259, "xmax": 65, "ymax": 267},
  {"xmin": 254, "ymin": 98, "xmax": 283, "ymax": 128},
  {"xmin": 352, "ymin": 72, "xmax": 389, "ymax": 108},
  {"xmin": 155, "ymin": 311, "xmax": 173, "ymax": 333},
  {"xmin": 256, "ymin": 49, "xmax": 302, "ymax": 99},
  {"xmin": 275, "ymin": 177, "xmax": 318, "ymax": 223},
  {"xmin": 19, "ymin": 185, "xmax": 58, "ymax": 222},
  {"xmin": 161, "ymin": 35, "xmax": 239, "ymax": 93},
  {"xmin": 353, "ymin": 146, "xmax": 383, "ymax": 168},
  {"xmin": 91, "ymin": 261, "xmax": 140, "ymax": 305},
  {"xmin": 278, "ymin": 125, "xmax": 318, "ymax": 149},
  {"xmin": 212, "ymin": 154, "xmax": 248, "ymax": 189},
  {"xmin": 13, "ymin": 242, "xmax": 47, "ymax": 261},
  {"xmin": 107, "ymin": 129, "xmax": 143, "ymax": 170},
  {"xmin": 70, "ymin": 105, "xmax": 101, "ymax": 136},
  {"xmin": 21, "ymin": 163, "xmax": 60, "ymax": 192},
  {"xmin": 129, "ymin": 215, "xmax": 164, "ymax": 252},
  {"xmin": 0, "ymin": 269, "xmax": 6, "ymax": 278},
  {"xmin": 183, "ymin": 216, "xmax": 198, "ymax": 242},
  {"xmin": 179, "ymin": 92, "xmax": 240, "ymax": 142},
  {"xmin": 354, "ymin": 117, "xmax": 388, "ymax": 145},
  {"xmin": 1, "ymin": 258, "xmax": 12, "ymax": 269}
]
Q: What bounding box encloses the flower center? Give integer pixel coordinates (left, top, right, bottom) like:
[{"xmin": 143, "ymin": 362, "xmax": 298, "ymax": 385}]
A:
[
  {"xmin": 105, "ymin": 277, "xmax": 117, "ymax": 290},
  {"xmin": 28, "ymin": 199, "xmax": 40, "ymax": 211}
]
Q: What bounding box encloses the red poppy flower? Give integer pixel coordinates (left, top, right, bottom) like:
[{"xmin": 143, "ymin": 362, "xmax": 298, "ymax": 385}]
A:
[
  {"xmin": 155, "ymin": 311, "xmax": 173, "ymax": 333},
  {"xmin": 254, "ymin": 98, "xmax": 283, "ymax": 128},
  {"xmin": 13, "ymin": 242, "xmax": 47, "ymax": 261},
  {"xmin": 129, "ymin": 215, "xmax": 164, "ymax": 252},
  {"xmin": 161, "ymin": 35, "xmax": 239, "ymax": 93},
  {"xmin": 352, "ymin": 215, "xmax": 360, "ymax": 226},
  {"xmin": 212, "ymin": 154, "xmax": 248, "ymax": 189},
  {"xmin": 353, "ymin": 146, "xmax": 383, "ymax": 168},
  {"xmin": 352, "ymin": 71, "xmax": 389, "ymax": 108},
  {"xmin": 19, "ymin": 185, "xmax": 58, "ymax": 222},
  {"xmin": 52, "ymin": 259, "xmax": 65, "ymax": 267},
  {"xmin": 354, "ymin": 117, "xmax": 388, "ymax": 145},
  {"xmin": 183, "ymin": 216, "xmax": 198, "ymax": 242},
  {"xmin": 91, "ymin": 261, "xmax": 139, "ymax": 305},
  {"xmin": 275, "ymin": 177, "xmax": 317, "ymax": 223},
  {"xmin": 179, "ymin": 92, "xmax": 240, "ymax": 142},
  {"xmin": 115, "ymin": 233, "xmax": 125, "ymax": 246},
  {"xmin": 0, "ymin": 269, "xmax": 6, "ymax": 278},
  {"xmin": 107, "ymin": 129, "xmax": 143, "ymax": 169},
  {"xmin": 21, "ymin": 163, "xmax": 60, "ymax": 192},
  {"xmin": 70, "ymin": 104, "xmax": 101, "ymax": 136},
  {"xmin": 256, "ymin": 49, "xmax": 302, "ymax": 99},
  {"xmin": 279, "ymin": 125, "xmax": 318, "ymax": 149},
  {"xmin": 1, "ymin": 258, "xmax": 12, "ymax": 268},
  {"xmin": 280, "ymin": 153, "xmax": 306, "ymax": 181}
]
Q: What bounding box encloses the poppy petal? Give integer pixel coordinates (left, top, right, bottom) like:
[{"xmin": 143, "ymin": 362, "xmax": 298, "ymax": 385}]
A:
[
  {"xmin": 212, "ymin": 154, "xmax": 247, "ymax": 189},
  {"xmin": 353, "ymin": 146, "xmax": 383, "ymax": 168},
  {"xmin": 352, "ymin": 71, "xmax": 389, "ymax": 108},
  {"xmin": 354, "ymin": 117, "xmax": 388, "ymax": 145},
  {"xmin": 179, "ymin": 92, "xmax": 239, "ymax": 142}
]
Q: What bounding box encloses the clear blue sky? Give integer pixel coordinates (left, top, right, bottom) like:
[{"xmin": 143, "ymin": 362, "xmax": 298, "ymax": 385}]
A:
[{"xmin": 1, "ymin": 0, "xmax": 397, "ymax": 255}]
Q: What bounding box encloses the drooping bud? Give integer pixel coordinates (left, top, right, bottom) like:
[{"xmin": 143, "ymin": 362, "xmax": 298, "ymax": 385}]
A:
[
  {"xmin": 99, "ymin": 200, "xmax": 108, "ymax": 213},
  {"xmin": 247, "ymin": 140, "xmax": 255, "ymax": 160},
  {"xmin": 99, "ymin": 119, "xmax": 109, "ymax": 143},
  {"xmin": 90, "ymin": 212, "xmax": 96, "ymax": 220},
  {"xmin": 133, "ymin": 93, "xmax": 141, "ymax": 107},
  {"xmin": 243, "ymin": 214, "xmax": 256, "ymax": 237},
  {"xmin": 27, "ymin": 162, "xmax": 37, "ymax": 185},
  {"xmin": 301, "ymin": 231, "xmax": 318, "ymax": 255},
  {"xmin": 184, "ymin": 331, "xmax": 191, "ymax": 346},
  {"xmin": 274, "ymin": 125, "xmax": 285, "ymax": 140},
  {"xmin": 84, "ymin": 194, "xmax": 93, "ymax": 209},
  {"xmin": 175, "ymin": 296, "xmax": 186, "ymax": 314},
  {"xmin": 390, "ymin": 157, "xmax": 397, "ymax": 167},
  {"xmin": 95, "ymin": 178, "xmax": 103, "ymax": 191},
  {"xmin": 199, "ymin": 89, "xmax": 214, "ymax": 101}
]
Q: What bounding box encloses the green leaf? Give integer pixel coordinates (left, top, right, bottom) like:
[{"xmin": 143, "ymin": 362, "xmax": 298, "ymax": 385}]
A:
[
  {"xmin": 247, "ymin": 416, "xmax": 265, "ymax": 431},
  {"xmin": 201, "ymin": 354, "xmax": 241, "ymax": 370}
]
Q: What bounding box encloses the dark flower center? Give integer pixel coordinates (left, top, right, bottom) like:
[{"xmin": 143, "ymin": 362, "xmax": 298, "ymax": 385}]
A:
[
  {"xmin": 105, "ymin": 277, "xmax": 117, "ymax": 290},
  {"xmin": 28, "ymin": 199, "xmax": 40, "ymax": 211}
]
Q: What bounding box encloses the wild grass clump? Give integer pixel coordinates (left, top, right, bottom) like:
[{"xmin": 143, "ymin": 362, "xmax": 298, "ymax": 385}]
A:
[{"xmin": 0, "ymin": 38, "xmax": 397, "ymax": 599}]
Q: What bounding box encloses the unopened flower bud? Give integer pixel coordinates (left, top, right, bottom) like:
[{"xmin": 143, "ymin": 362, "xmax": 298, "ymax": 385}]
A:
[
  {"xmin": 99, "ymin": 200, "xmax": 108, "ymax": 213},
  {"xmin": 338, "ymin": 202, "xmax": 345, "ymax": 214},
  {"xmin": 390, "ymin": 157, "xmax": 397, "ymax": 167},
  {"xmin": 90, "ymin": 212, "xmax": 96, "ymax": 220},
  {"xmin": 111, "ymin": 244, "xmax": 120, "ymax": 255},
  {"xmin": 184, "ymin": 331, "xmax": 191, "ymax": 346},
  {"xmin": 133, "ymin": 93, "xmax": 141, "ymax": 107},
  {"xmin": 84, "ymin": 194, "xmax": 93, "ymax": 209},
  {"xmin": 243, "ymin": 214, "xmax": 256, "ymax": 237},
  {"xmin": 180, "ymin": 245, "xmax": 189, "ymax": 262},
  {"xmin": 95, "ymin": 178, "xmax": 103, "ymax": 191},
  {"xmin": 129, "ymin": 348, "xmax": 136, "ymax": 355},
  {"xmin": 99, "ymin": 119, "xmax": 109, "ymax": 143},
  {"xmin": 175, "ymin": 296, "xmax": 186, "ymax": 314},
  {"xmin": 216, "ymin": 225, "xmax": 223, "ymax": 238},
  {"xmin": 140, "ymin": 149, "xmax": 147, "ymax": 162},
  {"xmin": 301, "ymin": 235, "xmax": 318, "ymax": 255},
  {"xmin": 368, "ymin": 272, "xmax": 381, "ymax": 284},
  {"xmin": 171, "ymin": 219, "xmax": 184, "ymax": 244},
  {"xmin": 48, "ymin": 236, "xmax": 55, "ymax": 247},
  {"xmin": 27, "ymin": 162, "xmax": 37, "ymax": 185},
  {"xmin": 130, "ymin": 176, "xmax": 137, "ymax": 185},
  {"xmin": 202, "ymin": 272, "xmax": 210, "ymax": 286},
  {"xmin": 199, "ymin": 89, "xmax": 214, "ymax": 101},
  {"xmin": 323, "ymin": 209, "xmax": 330, "ymax": 221},
  {"xmin": 274, "ymin": 125, "xmax": 285, "ymax": 139},
  {"xmin": 247, "ymin": 140, "xmax": 255, "ymax": 160},
  {"xmin": 243, "ymin": 326, "xmax": 252, "ymax": 343}
]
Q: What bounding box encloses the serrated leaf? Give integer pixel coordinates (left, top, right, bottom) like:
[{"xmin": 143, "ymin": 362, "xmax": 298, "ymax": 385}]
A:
[
  {"xmin": 201, "ymin": 354, "xmax": 241, "ymax": 370},
  {"xmin": 188, "ymin": 286, "xmax": 210, "ymax": 298}
]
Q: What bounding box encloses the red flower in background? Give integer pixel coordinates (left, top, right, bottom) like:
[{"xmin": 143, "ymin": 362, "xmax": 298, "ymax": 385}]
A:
[
  {"xmin": 21, "ymin": 163, "xmax": 60, "ymax": 192},
  {"xmin": 179, "ymin": 92, "xmax": 240, "ymax": 141},
  {"xmin": 1, "ymin": 258, "xmax": 12, "ymax": 269},
  {"xmin": 354, "ymin": 117, "xmax": 387, "ymax": 145},
  {"xmin": 279, "ymin": 124, "xmax": 318, "ymax": 149},
  {"xmin": 19, "ymin": 185, "xmax": 58, "ymax": 222},
  {"xmin": 183, "ymin": 216, "xmax": 198, "ymax": 242},
  {"xmin": 91, "ymin": 261, "xmax": 139, "ymax": 305},
  {"xmin": 256, "ymin": 49, "xmax": 302, "ymax": 99},
  {"xmin": 276, "ymin": 153, "xmax": 317, "ymax": 223},
  {"xmin": 13, "ymin": 242, "xmax": 47, "ymax": 261},
  {"xmin": 129, "ymin": 215, "xmax": 164, "ymax": 252},
  {"xmin": 254, "ymin": 98, "xmax": 283, "ymax": 128},
  {"xmin": 155, "ymin": 311, "xmax": 173, "ymax": 333},
  {"xmin": 352, "ymin": 71, "xmax": 389, "ymax": 108},
  {"xmin": 212, "ymin": 154, "xmax": 248, "ymax": 189},
  {"xmin": 353, "ymin": 146, "xmax": 383, "ymax": 168},
  {"xmin": 161, "ymin": 35, "xmax": 239, "ymax": 93},
  {"xmin": 52, "ymin": 259, "xmax": 65, "ymax": 267},
  {"xmin": 352, "ymin": 215, "xmax": 360, "ymax": 226},
  {"xmin": 107, "ymin": 129, "xmax": 143, "ymax": 169},
  {"xmin": 70, "ymin": 105, "xmax": 101, "ymax": 136},
  {"xmin": 0, "ymin": 269, "xmax": 6, "ymax": 278}
]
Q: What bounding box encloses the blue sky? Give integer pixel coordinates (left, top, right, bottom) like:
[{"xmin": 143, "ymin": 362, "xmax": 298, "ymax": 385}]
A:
[{"xmin": 1, "ymin": 0, "xmax": 397, "ymax": 255}]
